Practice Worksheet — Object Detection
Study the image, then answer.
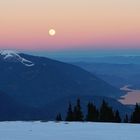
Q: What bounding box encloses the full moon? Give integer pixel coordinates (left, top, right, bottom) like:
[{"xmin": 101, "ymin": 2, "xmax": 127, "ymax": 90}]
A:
[{"xmin": 49, "ymin": 29, "xmax": 56, "ymax": 36}]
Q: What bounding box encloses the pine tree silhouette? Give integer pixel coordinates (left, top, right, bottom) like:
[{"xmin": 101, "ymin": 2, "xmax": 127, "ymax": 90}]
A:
[
  {"xmin": 64, "ymin": 99, "xmax": 127, "ymax": 123},
  {"xmin": 114, "ymin": 110, "xmax": 121, "ymax": 123},
  {"xmin": 73, "ymin": 99, "xmax": 84, "ymax": 121},
  {"xmin": 56, "ymin": 113, "xmax": 62, "ymax": 121},
  {"xmin": 99, "ymin": 100, "xmax": 115, "ymax": 122},
  {"xmin": 124, "ymin": 114, "xmax": 129, "ymax": 123},
  {"xmin": 86, "ymin": 102, "xmax": 99, "ymax": 122},
  {"xmin": 131, "ymin": 103, "xmax": 140, "ymax": 123},
  {"xmin": 66, "ymin": 102, "xmax": 74, "ymax": 121}
]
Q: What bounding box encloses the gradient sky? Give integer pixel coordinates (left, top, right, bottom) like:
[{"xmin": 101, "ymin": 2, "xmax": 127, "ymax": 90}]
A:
[{"xmin": 0, "ymin": 0, "xmax": 140, "ymax": 51}]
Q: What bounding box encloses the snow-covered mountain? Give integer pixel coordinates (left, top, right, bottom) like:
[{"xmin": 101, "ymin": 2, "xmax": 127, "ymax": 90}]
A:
[{"xmin": 0, "ymin": 50, "xmax": 34, "ymax": 67}]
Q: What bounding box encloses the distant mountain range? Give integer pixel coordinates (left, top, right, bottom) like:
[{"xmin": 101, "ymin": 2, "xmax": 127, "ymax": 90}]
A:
[
  {"xmin": 57, "ymin": 56, "xmax": 140, "ymax": 64},
  {"xmin": 73, "ymin": 62, "xmax": 140, "ymax": 89},
  {"xmin": 0, "ymin": 50, "xmax": 131, "ymax": 120}
]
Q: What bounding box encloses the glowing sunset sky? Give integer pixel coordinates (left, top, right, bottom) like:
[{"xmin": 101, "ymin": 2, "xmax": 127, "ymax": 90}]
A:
[{"xmin": 0, "ymin": 0, "xmax": 140, "ymax": 50}]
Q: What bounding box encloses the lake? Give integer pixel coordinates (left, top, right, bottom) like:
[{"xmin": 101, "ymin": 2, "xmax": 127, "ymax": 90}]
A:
[{"xmin": 119, "ymin": 85, "xmax": 140, "ymax": 105}]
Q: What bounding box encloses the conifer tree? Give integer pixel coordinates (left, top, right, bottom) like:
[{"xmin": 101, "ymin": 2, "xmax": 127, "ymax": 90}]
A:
[
  {"xmin": 99, "ymin": 100, "xmax": 115, "ymax": 122},
  {"xmin": 114, "ymin": 110, "xmax": 121, "ymax": 123},
  {"xmin": 73, "ymin": 106, "xmax": 78, "ymax": 121},
  {"xmin": 65, "ymin": 102, "xmax": 74, "ymax": 121},
  {"xmin": 56, "ymin": 113, "xmax": 62, "ymax": 121},
  {"xmin": 86, "ymin": 102, "xmax": 99, "ymax": 122},
  {"xmin": 124, "ymin": 114, "xmax": 129, "ymax": 123},
  {"xmin": 73, "ymin": 99, "xmax": 84, "ymax": 121},
  {"xmin": 131, "ymin": 103, "xmax": 140, "ymax": 123}
]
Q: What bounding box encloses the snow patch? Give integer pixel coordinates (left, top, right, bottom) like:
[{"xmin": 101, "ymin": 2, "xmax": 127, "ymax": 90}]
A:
[
  {"xmin": 0, "ymin": 122, "xmax": 139, "ymax": 140},
  {"xmin": 0, "ymin": 50, "xmax": 34, "ymax": 67}
]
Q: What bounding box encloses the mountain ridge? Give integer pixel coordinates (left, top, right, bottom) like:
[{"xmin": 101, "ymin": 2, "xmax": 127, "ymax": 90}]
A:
[{"xmin": 0, "ymin": 51, "xmax": 127, "ymax": 119}]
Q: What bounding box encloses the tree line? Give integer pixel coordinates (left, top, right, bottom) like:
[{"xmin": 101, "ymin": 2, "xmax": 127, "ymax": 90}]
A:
[{"xmin": 56, "ymin": 99, "xmax": 140, "ymax": 123}]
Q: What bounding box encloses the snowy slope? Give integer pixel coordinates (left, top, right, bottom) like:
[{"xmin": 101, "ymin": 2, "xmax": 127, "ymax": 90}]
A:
[
  {"xmin": 0, "ymin": 121, "xmax": 139, "ymax": 140},
  {"xmin": 0, "ymin": 50, "xmax": 34, "ymax": 67}
]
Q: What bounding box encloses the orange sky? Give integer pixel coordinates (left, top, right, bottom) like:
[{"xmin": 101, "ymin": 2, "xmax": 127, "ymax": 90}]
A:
[{"xmin": 0, "ymin": 0, "xmax": 140, "ymax": 50}]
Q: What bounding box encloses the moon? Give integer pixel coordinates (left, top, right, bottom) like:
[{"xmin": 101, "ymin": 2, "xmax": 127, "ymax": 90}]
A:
[{"xmin": 49, "ymin": 29, "xmax": 56, "ymax": 36}]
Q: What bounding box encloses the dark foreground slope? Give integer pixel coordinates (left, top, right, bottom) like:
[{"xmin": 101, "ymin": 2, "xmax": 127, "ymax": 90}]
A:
[{"xmin": 0, "ymin": 90, "xmax": 49, "ymax": 121}]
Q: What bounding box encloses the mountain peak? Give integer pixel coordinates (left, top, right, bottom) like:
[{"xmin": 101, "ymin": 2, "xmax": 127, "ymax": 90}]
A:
[
  {"xmin": 0, "ymin": 50, "xmax": 19, "ymax": 59},
  {"xmin": 0, "ymin": 50, "xmax": 35, "ymax": 67}
]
